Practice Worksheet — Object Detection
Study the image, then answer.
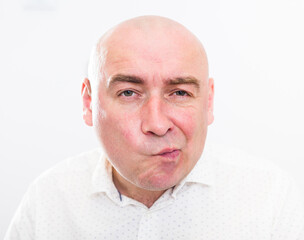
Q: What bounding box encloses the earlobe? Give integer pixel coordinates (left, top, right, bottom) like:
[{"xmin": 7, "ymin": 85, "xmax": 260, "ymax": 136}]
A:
[
  {"xmin": 81, "ymin": 78, "xmax": 93, "ymax": 126},
  {"xmin": 207, "ymin": 78, "xmax": 214, "ymax": 125}
]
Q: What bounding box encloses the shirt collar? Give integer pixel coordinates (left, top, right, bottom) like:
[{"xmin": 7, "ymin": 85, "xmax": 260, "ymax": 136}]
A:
[
  {"xmin": 90, "ymin": 153, "xmax": 116, "ymax": 197},
  {"xmin": 171, "ymin": 144, "xmax": 216, "ymax": 197}
]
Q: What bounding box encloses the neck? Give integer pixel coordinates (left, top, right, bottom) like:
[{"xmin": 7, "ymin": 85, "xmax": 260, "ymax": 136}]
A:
[{"xmin": 112, "ymin": 168, "xmax": 165, "ymax": 208}]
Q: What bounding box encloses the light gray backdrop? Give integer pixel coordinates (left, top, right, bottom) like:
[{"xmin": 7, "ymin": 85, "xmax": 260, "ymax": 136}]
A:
[{"xmin": 1, "ymin": 0, "xmax": 303, "ymax": 238}]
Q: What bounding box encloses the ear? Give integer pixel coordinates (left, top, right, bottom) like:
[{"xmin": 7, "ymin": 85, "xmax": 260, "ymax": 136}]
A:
[
  {"xmin": 81, "ymin": 78, "xmax": 93, "ymax": 126},
  {"xmin": 207, "ymin": 77, "xmax": 214, "ymax": 125}
]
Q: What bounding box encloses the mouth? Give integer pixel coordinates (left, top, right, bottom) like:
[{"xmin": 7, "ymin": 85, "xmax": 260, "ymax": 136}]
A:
[{"xmin": 154, "ymin": 148, "xmax": 181, "ymax": 160}]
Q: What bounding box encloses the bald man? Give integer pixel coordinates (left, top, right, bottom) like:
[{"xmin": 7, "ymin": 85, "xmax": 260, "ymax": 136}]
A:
[{"xmin": 5, "ymin": 16, "xmax": 304, "ymax": 240}]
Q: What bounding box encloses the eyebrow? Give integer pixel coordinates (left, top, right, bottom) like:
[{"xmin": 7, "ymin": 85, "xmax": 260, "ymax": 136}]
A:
[
  {"xmin": 167, "ymin": 77, "xmax": 200, "ymax": 90},
  {"xmin": 107, "ymin": 74, "xmax": 200, "ymax": 89},
  {"xmin": 107, "ymin": 74, "xmax": 143, "ymax": 88}
]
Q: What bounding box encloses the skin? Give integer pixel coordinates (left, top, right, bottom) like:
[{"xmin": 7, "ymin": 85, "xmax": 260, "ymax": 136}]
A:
[{"xmin": 82, "ymin": 16, "xmax": 214, "ymax": 208}]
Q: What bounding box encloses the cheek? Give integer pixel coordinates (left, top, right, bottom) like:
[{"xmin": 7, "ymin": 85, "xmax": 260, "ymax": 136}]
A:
[
  {"xmin": 96, "ymin": 108, "xmax": 141, "ymax": 151},
  {"xmin": 169, "ymin": 104, "xmax": 208, "ymax": 163},
  {"xmin": 170, "ymin": 106, "xmax": 206, "ymax": 139},
  {"xmin": 120, "ymin": 121, "xmax": 140, "ymax": 146}
]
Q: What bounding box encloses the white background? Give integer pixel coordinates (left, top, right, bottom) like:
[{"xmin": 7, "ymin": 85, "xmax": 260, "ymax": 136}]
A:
[{"xmin": 1, "ymin": 0, "xmax": 303, "ymax": 237}]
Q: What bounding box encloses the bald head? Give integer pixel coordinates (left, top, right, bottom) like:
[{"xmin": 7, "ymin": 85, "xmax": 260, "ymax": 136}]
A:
[
  {"xmin": 82, "ymin": 16, "xmax": 214, "ymax": 196},
  {"xmin": 88, "ymin": 16, "xmax": 208, "ymax": 88}
]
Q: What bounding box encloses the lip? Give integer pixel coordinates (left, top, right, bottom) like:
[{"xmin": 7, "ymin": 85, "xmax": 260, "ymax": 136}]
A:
[
  {"xmin": 156, "ymin": 148, "xmax": 178, "ymax": 155},
  {"xmin": 154, "ymin": 148, "xmax": 180, "ymax": 160}
]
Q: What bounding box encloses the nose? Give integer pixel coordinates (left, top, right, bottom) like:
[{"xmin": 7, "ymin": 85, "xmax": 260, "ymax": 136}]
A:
[{"xmin": 141, "ymin": 96, "xmax": 173, "ymax": 136}]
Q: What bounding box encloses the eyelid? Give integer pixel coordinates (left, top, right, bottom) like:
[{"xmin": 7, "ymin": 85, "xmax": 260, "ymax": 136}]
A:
[
  {"xmin": 118, "ymin": 90, "xmax": 134, "ymax": 96},
  {"xmin": 175, "ymin": 90, "xmax": 190, "ymax": 96},
  {"xmin": 170, "ymin": 89, "xmax": 193, "ymax": 97},
  {"xmin": 117, "ymin": 88, "xmax": 141, "ymax": 98}
]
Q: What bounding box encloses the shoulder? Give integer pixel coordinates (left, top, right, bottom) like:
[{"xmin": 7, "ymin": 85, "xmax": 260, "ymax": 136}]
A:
[
  {"xmin": 208, "ymin": 143, "xmax": 285, "ymax": 177},
  {"xmin": 206, "ymin": 144, "xmax": 304, "ymax": 216},
  {"xmin": 31, "ymin": 148, "xmax": 104, "ymax": 192},
  {"xmin": 206, "ymin": 143, "xmax": 293, "ymax": 194}
]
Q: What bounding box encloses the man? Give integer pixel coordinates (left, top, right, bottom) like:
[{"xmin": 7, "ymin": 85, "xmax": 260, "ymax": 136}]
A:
[{"xmin": 5, "ymin": 16, "xmax": 304, "ymax": 239}]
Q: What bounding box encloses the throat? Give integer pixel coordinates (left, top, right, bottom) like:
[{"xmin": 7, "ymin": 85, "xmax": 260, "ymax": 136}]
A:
[
  {"xmin": 125, "ymin": 189, "xmax": 165, "ymax": 208},
  {"xmin": 112, "ymin": 168, "xmax": 166, "ymax": 208}
]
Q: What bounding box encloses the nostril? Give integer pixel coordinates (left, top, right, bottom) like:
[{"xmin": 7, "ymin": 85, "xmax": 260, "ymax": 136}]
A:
[{"xmin": 146, "ymin": 126, "xmax": 171, "ymax": 136}]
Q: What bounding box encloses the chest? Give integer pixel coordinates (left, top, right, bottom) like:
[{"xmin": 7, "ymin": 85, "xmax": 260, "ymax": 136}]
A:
[{"xmin": 36, "ymin": 185, "xmax": 272, "ymax": 240}]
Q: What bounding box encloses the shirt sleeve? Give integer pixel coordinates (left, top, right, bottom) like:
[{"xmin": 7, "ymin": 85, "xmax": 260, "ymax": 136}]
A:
[
  {"xmin": 4, "ymin": 183, "xmax": 36, "ymax": 240},
  {"xmin": 271, "ymin": 170, "xmax": 304, "ymax": 240}
]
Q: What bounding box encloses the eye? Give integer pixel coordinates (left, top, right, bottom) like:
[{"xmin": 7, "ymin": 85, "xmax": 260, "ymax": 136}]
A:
[
  {"xmin": 173, "ymin": 90, "xmax": 189, "ymax": 96},
  {"xmin": 120, "ymin": 90, "xmax": 135, "ymax": 97}
]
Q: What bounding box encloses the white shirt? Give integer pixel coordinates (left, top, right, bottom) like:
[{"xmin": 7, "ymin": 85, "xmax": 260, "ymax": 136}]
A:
[{"xmin": 5, "ymin": 144, "xmax": 304, "ymax": 240}]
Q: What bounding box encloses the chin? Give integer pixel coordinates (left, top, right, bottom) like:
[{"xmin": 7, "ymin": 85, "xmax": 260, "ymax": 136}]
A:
[{"xmin": 137, "ymin": 171, "xmax": 182, "ymax": 191}]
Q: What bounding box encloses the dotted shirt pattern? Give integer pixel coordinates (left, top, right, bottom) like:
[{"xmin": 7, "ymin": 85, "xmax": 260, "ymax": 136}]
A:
[{"xmin": 5, "ymin": 144, "xmax": 304, "ymax": 240}]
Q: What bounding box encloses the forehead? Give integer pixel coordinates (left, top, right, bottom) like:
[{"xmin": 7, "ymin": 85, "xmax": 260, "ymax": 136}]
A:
[{"xmin": 101, "ymin": 28, "xmax": 208, "ymax": 82}]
